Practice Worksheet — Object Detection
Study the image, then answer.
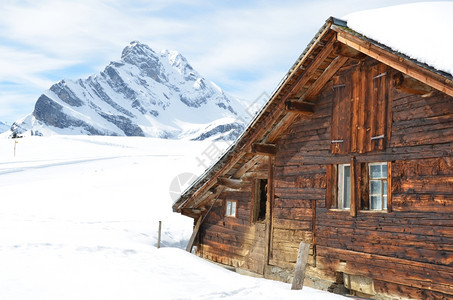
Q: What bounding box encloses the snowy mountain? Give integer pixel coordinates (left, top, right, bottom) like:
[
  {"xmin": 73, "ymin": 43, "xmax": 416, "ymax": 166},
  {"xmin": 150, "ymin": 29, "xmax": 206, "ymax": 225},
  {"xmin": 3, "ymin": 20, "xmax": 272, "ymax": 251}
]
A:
[
  {"xmin": 9, "ymin": 41, "xmax": 249, "ymax": 140},
  {"xmin": 0, "ymin": 121, "xmax": 9, "ymax": 134}
]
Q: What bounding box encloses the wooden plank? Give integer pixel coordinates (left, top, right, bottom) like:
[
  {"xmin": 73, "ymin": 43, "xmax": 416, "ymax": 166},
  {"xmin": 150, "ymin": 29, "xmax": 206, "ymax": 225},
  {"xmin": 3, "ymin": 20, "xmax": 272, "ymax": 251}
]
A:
[
  {"xmin": 300, "ymin": 56, "xmax": 349, "ymax": 102},
  {"xmin": 333, "ymin": 41, "xmax": 366, "ymax": 59},
  {"xmin": 252, "ymin": 143, "xmax": 277, "ymax": 156},
  {"xmin": 285, "ymin": 100, "xmax": 315, "ymax": 114},
  {"xmin": 186, "ymin": 216, "xmax": 203, "ymax": 252},
  {"xmin": 232, "ymin": 155, "xmax": 263, "ymax": 179},
  {"xmin": 291, "ymin": 241, "xmax": 311, "ymax": 290},
  {"xmin": 289, "ymin": 35, "xmax": 337, "ymax": 95},
  {"xmin": 350, "ymin": 156, "xmax": 357, "ymax": 217},
  {"xmin": 265, "ymin": 156, "xmax": 274, "ymax": 266},
  {"xmin": 387, "ymin": 162, "xmax": 392, "ymax": 212},
  {"xmin": 217, "ymin": 177, "xmax": 242, "ymax": 190},
  {"xmin": 335, "ymin": 28, "xmax": 453, "ymax": 98}
]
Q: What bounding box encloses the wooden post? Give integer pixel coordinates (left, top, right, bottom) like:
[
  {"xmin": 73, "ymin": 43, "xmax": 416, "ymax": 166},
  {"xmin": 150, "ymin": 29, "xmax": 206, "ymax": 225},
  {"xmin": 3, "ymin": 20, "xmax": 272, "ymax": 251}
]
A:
[
  {"xmin": 186, "ymin": 216, "xmax": 202, "ymax": 253},
  {"xmin": 157, "ymin": 221, "xmax": 162, "ymax": 249},
  {"xmin": 291, "ymin": 242, "xmax": 310, "ymax": 290}
]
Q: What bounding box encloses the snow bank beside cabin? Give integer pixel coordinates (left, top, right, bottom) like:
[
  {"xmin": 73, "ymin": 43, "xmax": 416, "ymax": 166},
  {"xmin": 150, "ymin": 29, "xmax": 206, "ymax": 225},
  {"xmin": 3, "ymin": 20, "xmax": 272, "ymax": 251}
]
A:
[{"xmin": 344, "ymin": 2, "xmax": 453, "ymax": 76}]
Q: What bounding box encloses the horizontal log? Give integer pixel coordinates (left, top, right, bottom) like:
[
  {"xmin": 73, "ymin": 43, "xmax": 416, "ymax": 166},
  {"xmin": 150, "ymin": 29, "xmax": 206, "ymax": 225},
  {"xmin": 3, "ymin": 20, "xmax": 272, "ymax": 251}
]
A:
[
  {"xmin": 217, "ymin": 177, "xmax": 243, "ymax": 189},
  {"xmin": 252, "ymin": 143, "xmax": 276, "ymax": 156},
  {"xmin": 284, "ymin": 99, "xmax": 315, "ymax": 114},
  {"xmin": 333, "ymin": 41, "xmax": 367, "ymax": 59},
  {"xmin": 393, "ymin": 72, "xmax": 433, "ymax": 95}
]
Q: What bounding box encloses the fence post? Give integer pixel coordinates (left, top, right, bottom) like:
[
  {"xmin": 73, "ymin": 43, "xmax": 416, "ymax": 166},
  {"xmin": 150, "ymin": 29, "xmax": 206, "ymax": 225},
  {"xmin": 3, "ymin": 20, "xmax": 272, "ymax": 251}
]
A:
[
  {"xmin": 291, "ymin": 241, "xmax": 310, "ymax": 290},
  {"xmin": 157, "ymin": 221, "xmax": 162, "ymax": 249}
]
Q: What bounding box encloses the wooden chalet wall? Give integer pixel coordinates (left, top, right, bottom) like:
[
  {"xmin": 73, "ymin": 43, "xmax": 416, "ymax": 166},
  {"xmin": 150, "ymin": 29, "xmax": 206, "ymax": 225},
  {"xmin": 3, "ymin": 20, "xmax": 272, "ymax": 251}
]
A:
[
  {"xmin": 197, "ymin": 156, "xmax": 270, "ymax": 275},
  {"xmin": 195, "ymin": 54, "xmax": 453, "ymax": 299},
  {"xmin": 272, "ymin": 56, "xmax": 453, "ymax": 299}
]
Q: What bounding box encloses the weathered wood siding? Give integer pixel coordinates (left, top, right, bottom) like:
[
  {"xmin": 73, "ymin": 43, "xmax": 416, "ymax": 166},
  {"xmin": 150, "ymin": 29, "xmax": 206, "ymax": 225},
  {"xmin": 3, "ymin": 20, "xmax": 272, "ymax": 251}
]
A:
[
  {"xmin": 196, "ymin": 56, "xmax": 453, "ymax": 299},
  {"xmin": 272, "ymin": 57, "xmax": 453, "ymax": 298},
  {"xmin": 197, "ymin": 158, "xmax": 269, "ymax": 274}
]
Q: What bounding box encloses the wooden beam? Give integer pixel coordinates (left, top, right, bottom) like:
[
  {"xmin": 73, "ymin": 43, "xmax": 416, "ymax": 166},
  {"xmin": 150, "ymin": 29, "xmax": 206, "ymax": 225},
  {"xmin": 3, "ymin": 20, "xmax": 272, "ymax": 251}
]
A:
[
  {"xmin": 217, "ymin": 177, "xmax": 242, "ymax": 189},
  {"xmin": 333, "ymin": 41, "xmax": 366, "ymax": 60},
  {"xmin": 232, "ymin": 155, "xmax": 263, "ymax": 179},
  {"xmin": 285, "ymin": 100, "xmax": 315, "ymax": 114},
  {"xmin": 393, "ymin": 72, "xmax": 433, "ymax": 95},
  {"xmin": 289, "ymin": 35, "xmax": 336, "ymax": 95},
  {"xmin": 334, "ymin": 28, "xmax": 453, "ymax": 97},
  {"xmin": 350, "ymin": 156, "xmax": 357, "ymax": 218},
  {"xmin": 291, "ymin": 242, "xmax": 311, "ymax": 290},
  {"xmin": 252, "ymin": 143, "xmax": 277, "ymax": 156},
  {"xmin": 300, "ymin": 56, "xmax": 349, "ymax": 101},
  {"xmin": 185, "ymin": 216, "xmax": 203, "ymax": 252}
]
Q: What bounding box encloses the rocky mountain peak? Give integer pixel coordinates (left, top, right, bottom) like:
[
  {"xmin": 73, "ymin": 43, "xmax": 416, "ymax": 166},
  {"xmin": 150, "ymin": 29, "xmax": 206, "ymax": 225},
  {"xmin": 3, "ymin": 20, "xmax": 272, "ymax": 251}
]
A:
[{"xmin": 9, "ymin": 41, "xmax": 249, "ymax": 140}]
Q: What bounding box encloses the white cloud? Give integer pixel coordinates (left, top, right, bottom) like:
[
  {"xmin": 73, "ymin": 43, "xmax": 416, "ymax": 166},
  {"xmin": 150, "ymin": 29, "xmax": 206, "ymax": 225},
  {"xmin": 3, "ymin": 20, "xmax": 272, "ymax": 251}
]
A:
[{"xmin": 0, "ymin": 0, "xmax": 438, "ymax": 122}]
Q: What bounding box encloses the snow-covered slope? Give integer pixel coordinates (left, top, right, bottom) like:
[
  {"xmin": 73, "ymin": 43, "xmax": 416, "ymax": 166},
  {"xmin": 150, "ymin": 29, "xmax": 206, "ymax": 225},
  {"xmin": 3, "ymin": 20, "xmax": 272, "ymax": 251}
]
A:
[
  {"xmin": 0, "ymin": 121, "xmax": 9, "ymax": 134},
  {"xmin": 0, "ymin": 136, "xmax": 346, "ymax": 299},
  {"xmin": 344, "ymin": 2, "xmax": 453, "ymax": 77},
  {"xmin": 9, "ymin": 41, "xmax": 248, "ymax": 140}
]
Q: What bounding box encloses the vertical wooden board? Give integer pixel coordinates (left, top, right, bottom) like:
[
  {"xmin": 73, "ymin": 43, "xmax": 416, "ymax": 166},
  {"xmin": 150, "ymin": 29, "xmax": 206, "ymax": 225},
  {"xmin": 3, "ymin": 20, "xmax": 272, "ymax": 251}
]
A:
[
  {"xmin": 357, "ymin": 62, "xmax": 367, "ymax": 154},
  {"xmin": 325, "ymin": 165, "xmax": 333, "ymax": 209},
  {"xmin": 374, "ymin": 64, "xmax": 388, "ymax": 151},
  {"xmin": 291, "ymin": 242, "xmax": 311, "ymax": 290},
  {"xmin": 350, "ymin": 65, "xmax": 360, "ymax": 153},
  {"xmin": 366, "ymin": 64, "xmax": 377, "ymax": 152},
  {"xmin": 350, "ymin": 157, "xmax": 357, "ymax": 217},
  {"xmin": 387, "ymin": 161, "xmax": 393, "ymax": 212},
  {"xmin": 330, "ymin": 75, "xmax": 341, "ymax": 154},
  {"xmin": 341, "ymin": 70, "xmax": 353, "ymax": 154}
]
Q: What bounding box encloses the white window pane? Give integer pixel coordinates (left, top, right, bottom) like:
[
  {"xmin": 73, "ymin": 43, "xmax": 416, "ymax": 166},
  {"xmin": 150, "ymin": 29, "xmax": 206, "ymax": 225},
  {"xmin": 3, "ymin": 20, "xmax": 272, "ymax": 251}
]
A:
[
  {"xmin": 343, "ymin": 165, "xmax": 351, "ymax": 209},
  {"xmin": 370, "ymin": 164, "xmax": 381, "ymax": 178},
  {"xmin": 226, "ymin": 201, "xmax": 231, "ymax": 216},
  {"xmin": 231, "ymin": 201, "xmax": 237, "ymax": 217},
  {"xmin": 382, "ymin": 164, "xmax": 387, "ymax": 177},
  {"xmin": 370, "ymin": 196, "xmax": 381, "ymax": 210},
  {"xmin": 383, "ymin": 181, "xmax": 388, "ymax": 196},
  {"xmin": 370, "ymin": 180, "xmax": 381, "ymax": 195},
  {"xmin": 383, "ymin": 195, "xmax": 387, "ymax": 209}
]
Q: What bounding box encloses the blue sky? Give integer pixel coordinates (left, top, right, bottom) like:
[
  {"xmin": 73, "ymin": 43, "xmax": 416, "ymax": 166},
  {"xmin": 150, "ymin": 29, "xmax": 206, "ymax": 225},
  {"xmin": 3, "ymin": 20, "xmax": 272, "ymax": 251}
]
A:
[{"xmin": 0, "ymin": 0, "xmax": 443, "ymax": 123}]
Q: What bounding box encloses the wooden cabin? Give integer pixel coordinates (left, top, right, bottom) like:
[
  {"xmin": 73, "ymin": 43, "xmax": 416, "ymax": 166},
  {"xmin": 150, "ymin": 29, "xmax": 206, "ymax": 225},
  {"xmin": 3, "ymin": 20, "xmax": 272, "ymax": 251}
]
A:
[{"xmin": 173, "ymin": 17, "xmax": 453, "ymax": 299}]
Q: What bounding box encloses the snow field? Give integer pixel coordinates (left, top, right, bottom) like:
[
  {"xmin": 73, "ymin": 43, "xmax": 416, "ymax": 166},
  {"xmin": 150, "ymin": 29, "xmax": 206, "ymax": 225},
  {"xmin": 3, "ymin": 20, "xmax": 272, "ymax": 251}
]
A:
[{"xmin": 0, "ymin": 135, "xmax": 345, "ymax": 299}]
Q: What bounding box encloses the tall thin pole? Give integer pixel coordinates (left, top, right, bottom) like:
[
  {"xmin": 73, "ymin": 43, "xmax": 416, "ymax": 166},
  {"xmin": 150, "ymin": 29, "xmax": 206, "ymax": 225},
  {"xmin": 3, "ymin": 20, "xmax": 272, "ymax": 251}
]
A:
[{"xmin": 157, "ymin": 221, "xmax": 162, "ymax": 249}]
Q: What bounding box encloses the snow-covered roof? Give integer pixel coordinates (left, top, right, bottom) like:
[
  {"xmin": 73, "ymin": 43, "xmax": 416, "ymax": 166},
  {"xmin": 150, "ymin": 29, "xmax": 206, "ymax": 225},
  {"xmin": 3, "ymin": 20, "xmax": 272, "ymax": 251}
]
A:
[
  {"xmin": 173, "ymin": 3, "xmax": 453, "ymax": 213},
  {"xmin": 344, "ymin": 2, "xmax": 453, "ymax": 77}
]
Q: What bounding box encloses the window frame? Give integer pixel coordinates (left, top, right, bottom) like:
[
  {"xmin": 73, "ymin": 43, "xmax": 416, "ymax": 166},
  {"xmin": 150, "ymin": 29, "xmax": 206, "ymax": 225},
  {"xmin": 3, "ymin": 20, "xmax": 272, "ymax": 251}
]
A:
[
  {"xmin": 368, "ymin": 162, "xmax": 388, "ymax": 211},
  {"xmin": 327, "ymin": 161, "xmax": 392, "ymax": 214},
  {"xmin": 251, "ymin": 178, "xmax": 268, "ymax": 223},
  {"xmin": 337, "ymin": 163, "xmax": 351, "ymax": 210},
  {"xmin": 225, "ymin": 200, "xmax": 238, "ymax": 218}
]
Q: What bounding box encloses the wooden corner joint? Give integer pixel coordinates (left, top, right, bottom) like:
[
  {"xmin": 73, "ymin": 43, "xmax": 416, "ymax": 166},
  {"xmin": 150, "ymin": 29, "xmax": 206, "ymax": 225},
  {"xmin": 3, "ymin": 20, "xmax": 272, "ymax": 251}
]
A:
[
  {"xmin": 252, "ymin": 143, "xmax": 277, "ymax": 156},
  {"xmin": 285, "ymin": 99, "xmax": 315, "ymax": 114}
]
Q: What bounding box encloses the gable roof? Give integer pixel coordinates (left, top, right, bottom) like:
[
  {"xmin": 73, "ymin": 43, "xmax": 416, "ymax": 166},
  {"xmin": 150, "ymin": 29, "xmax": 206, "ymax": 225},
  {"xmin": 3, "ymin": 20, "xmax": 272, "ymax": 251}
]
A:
[{"xmin": 173, "ymin": 16, "xmax": 453, "ymax": 216}]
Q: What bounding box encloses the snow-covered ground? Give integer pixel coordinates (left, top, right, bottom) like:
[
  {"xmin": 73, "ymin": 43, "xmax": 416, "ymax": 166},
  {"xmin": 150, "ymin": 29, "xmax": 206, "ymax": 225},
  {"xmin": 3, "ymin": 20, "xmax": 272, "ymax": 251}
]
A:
[{"xmin": 0, "ymin": 135, "xmax": 344, "ymax": 299}]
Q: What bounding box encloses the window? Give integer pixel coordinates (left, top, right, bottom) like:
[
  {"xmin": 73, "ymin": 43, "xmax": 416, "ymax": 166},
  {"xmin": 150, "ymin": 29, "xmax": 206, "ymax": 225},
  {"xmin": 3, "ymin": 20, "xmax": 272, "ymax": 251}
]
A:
[
  {"xmin": 225, "ymin": 200, "xmax": 237, "ymax": 217},
  {"xmin": 338, "ymin": 164, "xmax": 351, "ymax": 209},
  {"xmin": 369, "ymin": 162, "xmax": 387, "ymax": 210},
  {"xmin": 327, "ymin": 161, "xmax": 391, "ymax": 213},
  {"xmin": 252, "ymin": 179, "xmax": 267, "ymax": 222}
]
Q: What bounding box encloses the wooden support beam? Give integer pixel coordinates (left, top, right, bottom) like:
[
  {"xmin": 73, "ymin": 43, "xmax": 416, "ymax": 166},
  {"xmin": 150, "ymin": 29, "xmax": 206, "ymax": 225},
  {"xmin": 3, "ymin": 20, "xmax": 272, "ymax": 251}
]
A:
[
  {"xmin": 252, "ymin": 143, "xmax": 277, "ymax": 156},
  {"xmin": 217, "ymin": 177, "xmax": 242, "ymax": 189},
  {"xmin": 300, "ymin": 55, "xmax": 349, "ymax": 102},
  {"xmin": 232, "ymin": 155, "xmax": 263, "ymax": 179},
  {"xmin": 335, "ymin": 27, "xmax": 453, "ymax": 97},
  {"xmin": 291, "ymin": 242, "xmax": 311, "ymax": 290},
  {"xmin": 285, "ymin": 100, "xmax": 314, "ymax": 114},
  {"xmin": 289, "ymin": 36, "xmax": 336, "ymax": 95},
  {"xmin": 186, "ymin": 216, "xmax": 203, "ymax": 252},
  {"xmin": 333, "ymin": 41, "xmax": 366, "ymax": 60},
  {"xmin": 393, "ymin": 72, "xmax": 433, "ymax": 96}
]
